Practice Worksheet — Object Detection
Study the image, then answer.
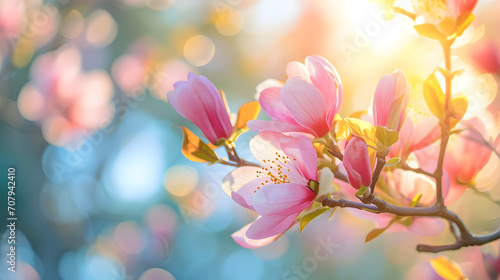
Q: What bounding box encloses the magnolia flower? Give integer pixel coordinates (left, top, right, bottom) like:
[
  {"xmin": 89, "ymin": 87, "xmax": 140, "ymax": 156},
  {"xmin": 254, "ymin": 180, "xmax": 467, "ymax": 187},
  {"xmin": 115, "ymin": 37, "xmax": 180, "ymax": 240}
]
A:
[
  {"xmin": 343, "ymin": 136, "xmax": 372, "ymax": 190},
  {"xmin": 389, "ymin": 109, "xmax": 441, "ymax": 158},
  {"xmin": 168, "ymin": 73, "xmax": 233, "ymax": 144},
  {"xmin": 222, "ymin": 131, "xmax": 329, "ymax": 247},
  {"xmin": 373, "ymin": 69, "xmax": 410, "ymax": 132},
  {"xmin": 443, "ymin": 117, "xmax": 498, "ymax": 203},
  {"xmin": 249, "ymin": 55, "xmax": 343, "ymax": 138},
  {"xmin": 412, "ymin": 0, "xmax": 478, "ymax": 24}
]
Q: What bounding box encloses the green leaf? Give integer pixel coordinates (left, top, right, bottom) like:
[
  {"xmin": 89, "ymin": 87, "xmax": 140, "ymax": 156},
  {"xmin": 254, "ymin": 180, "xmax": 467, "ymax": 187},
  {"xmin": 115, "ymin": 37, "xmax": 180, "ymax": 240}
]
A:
[
  {"xmin": 355, "ymin": 186, "xmax": 368, "ymax": 197},
  {"xmin": 180, "ymin": 126, "xmax": 220, "ymax": 163},
  {"xmin": 410, "ymin": 193, "xmax": 422, "ymax": 207},
  {"xmin": 385, "ymin": 157, "xmax": 401, "ymax": 167},
  {"xmin": 365, "ymin": 217, "xmax": 399, "ymax": 243},
  {"xmin": 399, "ymin": 217, "xmax": 413, "ymax": 227},
  {"xmin": 423, "ymin": 73, "xmax": 445, "ymax": 120},
  {"xmin": 365, "ymin": 228, "xmax": 387, "ymax": 243},
  {"xmin": 376, "ymin": 126, "xmax": 399, "ymax": 148},
  {"xmin": 414, "ymin": 23, "xmax": 444, "ymax": 40},
  {"xmin": 300, "ymin": 207, "xmax": 330, "ymax": 233}
]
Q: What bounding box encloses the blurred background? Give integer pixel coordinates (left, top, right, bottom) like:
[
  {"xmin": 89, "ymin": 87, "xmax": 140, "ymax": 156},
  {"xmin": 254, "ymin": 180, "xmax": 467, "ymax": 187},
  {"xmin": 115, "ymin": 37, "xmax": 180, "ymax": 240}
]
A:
[{"xmin": 1, "ymin": 0, "xmax": 500, "ymax": 279}]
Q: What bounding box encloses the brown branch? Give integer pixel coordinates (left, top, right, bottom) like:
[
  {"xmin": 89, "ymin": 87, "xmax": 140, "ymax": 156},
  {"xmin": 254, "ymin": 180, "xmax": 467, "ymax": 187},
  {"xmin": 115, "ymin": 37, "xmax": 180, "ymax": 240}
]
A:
[
  {"xmin": 369, "ymin": 157, "xmax": 386, "ymax": 193},
  {"xmin": 322, "ymin": 195, "xmax": 500, "ymax": 253},
  {"xmin": 401, "ymin": 163, "xmax": 434, "ymax": 178}
]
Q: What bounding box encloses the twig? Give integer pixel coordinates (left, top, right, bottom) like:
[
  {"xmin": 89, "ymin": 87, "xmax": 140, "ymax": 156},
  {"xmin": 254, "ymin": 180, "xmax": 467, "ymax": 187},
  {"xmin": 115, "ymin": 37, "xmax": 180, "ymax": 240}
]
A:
[
  {"xmin": 401, "ymin": 163, "xmax": 434, "ymax": 178},
  {"xmin": 369, "ymin": 157, "xmax": 386, "ymax": 193},
  {"xmin": 392, "ymin": 7, "xmax": 416, "ymax": 21}
]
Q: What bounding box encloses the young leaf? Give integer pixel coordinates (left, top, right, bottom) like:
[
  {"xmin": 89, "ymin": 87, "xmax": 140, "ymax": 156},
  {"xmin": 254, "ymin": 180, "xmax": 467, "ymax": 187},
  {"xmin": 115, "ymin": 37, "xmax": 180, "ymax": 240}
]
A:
[
  {"xmin": 430, "ymin": 256, "xmax": 468, "ymax": 280},
  {"xmin": 338, "ymin": 118, "xmax": 377, "ymax": 147},
  {"xmin": 455, "ymin": 12, "xmax": 474, "ymax": 37},
  {"xmin": 385, "ymin": 157, "xmax": 401, "ymax": 167},
  {"xmin": 414, "ymin": 23, "xmax": 444, "ymax": 40},
  {"xmin": 355, "ymin": 186, "xmax": 368, "ymax": 197},
  {"xmin": 300, "ymin": 207, "xmax": 330, "ymax": 233},
  {"xmin": 365, "ymin": 228, "xmax": 386, "ymax": 243},
  {"xmin": 410, "ymin": 193, "xmax": 422, "ymax": 207},
  {"xmin": 365, "ymin": 217, "xmax": 399, "ymax": 243},
  {"xmin": 180, "ymin": 126, "xmax": 220, "ymax": 163},
  {"xmin": 329, "ymin": 206, "xmax": 339, "ymax": 220},
  {"xmin": 449, "ymin": 95, "xmax": 468, "ymax": 127},
  {"xmin": 376, "ymin": 126, "xmax": 399, "ymax": 148},
  {"xmin": 423, "ymin": 73, "xmax": 445, "ymax": 120},
  {"xmin": 234, "ymin": 101, "xmax": 261, "ymax": 131}
]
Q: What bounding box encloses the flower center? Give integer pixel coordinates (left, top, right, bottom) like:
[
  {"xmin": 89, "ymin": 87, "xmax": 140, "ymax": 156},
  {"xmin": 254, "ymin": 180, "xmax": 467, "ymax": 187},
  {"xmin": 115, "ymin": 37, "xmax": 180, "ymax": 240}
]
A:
[
  {"xmin": 254, "ymin": 152, "xmax": 299, "ymax": 194},
  {"xmin": 412, "ymin": 0, "xmax": 448, "ymax": 21}
]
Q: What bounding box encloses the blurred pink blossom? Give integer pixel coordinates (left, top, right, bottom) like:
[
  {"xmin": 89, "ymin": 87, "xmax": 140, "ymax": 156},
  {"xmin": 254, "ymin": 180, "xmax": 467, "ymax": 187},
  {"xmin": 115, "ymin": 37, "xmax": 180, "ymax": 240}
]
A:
[{"xmin": 18, "ymin": 45, "xmax": 114, "ymax": 146}]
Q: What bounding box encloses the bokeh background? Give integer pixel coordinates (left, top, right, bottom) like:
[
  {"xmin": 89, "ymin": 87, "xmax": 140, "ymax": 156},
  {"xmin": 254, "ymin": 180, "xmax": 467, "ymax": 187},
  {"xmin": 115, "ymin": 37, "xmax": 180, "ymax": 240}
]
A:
[{"xmin": 1, "ymin": 0, "xmax": 500, "ymax": 279}]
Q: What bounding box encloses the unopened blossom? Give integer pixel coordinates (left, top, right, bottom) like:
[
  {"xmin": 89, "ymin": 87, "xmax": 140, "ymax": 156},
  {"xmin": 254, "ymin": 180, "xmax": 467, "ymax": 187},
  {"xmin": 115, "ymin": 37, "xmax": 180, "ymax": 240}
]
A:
[
  {"xmin": 372, "ymin": 69, "xmax": 410, "ymax": 132},
  {"xmin": 343, "ymin": 136, "xmax": 372, "ymax": 190},
  {"xmin": 168, "ymin": 73, "xmax": 233, "ymax": 144},
  {"xmin": 223, "ymin": 132, "xmax": 327, "ymax": 247},
  {"xmin": 249, "ymin": 55, "xmax": 343, "ymax": 138}
]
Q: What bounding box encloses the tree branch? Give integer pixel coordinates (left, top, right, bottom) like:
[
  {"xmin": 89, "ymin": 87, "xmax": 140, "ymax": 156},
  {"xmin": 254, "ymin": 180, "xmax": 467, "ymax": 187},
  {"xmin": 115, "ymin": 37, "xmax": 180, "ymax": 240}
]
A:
[{"xmin": 401, "ymin": 163, "xmax": 434, "ymax": 178}]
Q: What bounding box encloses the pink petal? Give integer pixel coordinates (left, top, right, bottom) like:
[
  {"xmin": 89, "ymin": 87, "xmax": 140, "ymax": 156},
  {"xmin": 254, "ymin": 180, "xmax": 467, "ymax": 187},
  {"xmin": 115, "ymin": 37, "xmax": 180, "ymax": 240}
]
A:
[
  {"xmin": 249, "ymin": 131, "xmax": 285, "ymax": 164},
  {"xmin": 306, "ymin": 56, "xmax": 342, "ymax": 124},
  {"xmin": 343, "ymin": 137, "xmax": 372, "ymax": 189},
  {"xmin": 246, "ymin": 214, "xmax": 297, "ymax": 239},
  {"xmin": 247, "ymin": 120, "xmax": 316, "ymax": 135},
  {"xmin": 232, "ymin": 223, "xmax": 281, "ymax": 248},
  {"xmin": 222, "ymin": 166, "xmax": 262, "ymax": 197},
  {"xmin": 373, "ymin": 74, "xmax": 396, "ymax": 128},
  {"xmin": 285, "ymin": 61, "xmax": 311, "ymax": 82},
  {"xmin": 252, "ymin": 183, "xmax": 315, "ymax": 216},
  {"xmin": 259, "ymin": 86, "xmax": 299, "ymax": 124},
  {"xmin": 408, "ymin": 217, "xmax": 446, "ymax": 236},
  {"xmin": 167, "ymin": 73, "xmax": 233, "ymax": 143},
  {"xmin": 280, "ymin": 135, "xmax": 318, "ymax": 181},
  {"xmin": 309, "ymin": 56, "xmax": 344, "ymax": 113},
  {"xmin": 231, "ymin": 177, "xmax": 270, "ymax": 212},
  {"xmin": 280, "ymin": 78, "xmax": 329, "ymax": 137}
]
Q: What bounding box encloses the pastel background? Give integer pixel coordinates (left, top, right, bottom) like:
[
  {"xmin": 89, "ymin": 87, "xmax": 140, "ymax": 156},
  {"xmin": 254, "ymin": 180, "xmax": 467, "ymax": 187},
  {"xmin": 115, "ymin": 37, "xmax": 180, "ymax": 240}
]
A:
[{"xmin": 1, "ymin": 0, "xmax": 499, "ymax": 279}]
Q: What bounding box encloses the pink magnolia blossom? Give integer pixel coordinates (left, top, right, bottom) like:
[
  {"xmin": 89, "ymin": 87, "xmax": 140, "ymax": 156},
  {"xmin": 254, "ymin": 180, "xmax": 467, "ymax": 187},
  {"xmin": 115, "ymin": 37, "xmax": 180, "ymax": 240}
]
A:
[
  {"xmin": 412, "ymin": 0, "xmax": 478, "ymax": 24},
  {"xmin": 443, "ymin": 117, "xmax": 499, "ymax": 203},
  {"xmin": 447, "ymin": 0, "xmax": 478, "ymax": 18},
  {"xmin": 372, "ymin": 69, "xmax": 410, "ymax": 132},
  {"xmin": 248, "ymin": 55, "xmax": 343, "ymax": 138},
  {"xmin": 223, "ymin": 131, "xmax": 320, "ymax": 246},
  {"xmin": 468, "ymin": 39, "xmax": 500, "ymax": 74},
  {"xmin": 167, "ymin": 73, "xmax": 233, "ymax": 144},
  {"xmin": 389, "ymin": 111, "xmax": 441, "ymax": 158},
  {"xmin": 343, "ymin": 136, "xmax": 372, "ymax": 190}
]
